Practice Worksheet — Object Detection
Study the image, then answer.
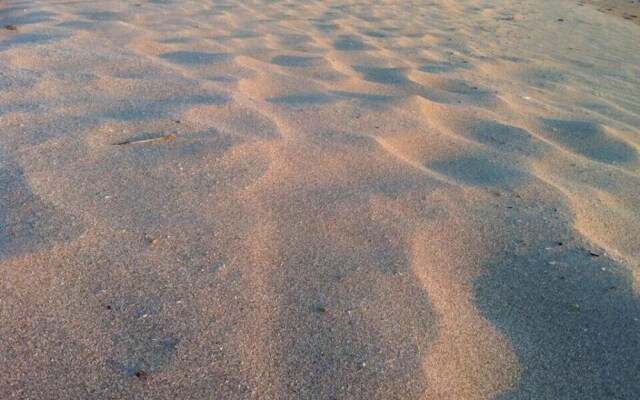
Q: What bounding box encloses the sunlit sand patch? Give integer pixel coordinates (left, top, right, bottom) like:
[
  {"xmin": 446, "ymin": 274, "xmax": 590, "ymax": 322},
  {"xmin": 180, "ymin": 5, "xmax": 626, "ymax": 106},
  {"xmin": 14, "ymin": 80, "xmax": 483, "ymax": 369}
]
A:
[{"xmin": 1, "ymin": 0, "xmax": 639, "ymax": 397}]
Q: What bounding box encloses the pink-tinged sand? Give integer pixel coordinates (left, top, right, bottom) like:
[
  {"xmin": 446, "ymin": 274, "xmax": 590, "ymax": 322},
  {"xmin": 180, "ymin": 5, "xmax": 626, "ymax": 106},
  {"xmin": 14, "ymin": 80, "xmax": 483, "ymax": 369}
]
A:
[{"xmin": 0, "ymin": 0, "xmax": 638, "ymax": 398}]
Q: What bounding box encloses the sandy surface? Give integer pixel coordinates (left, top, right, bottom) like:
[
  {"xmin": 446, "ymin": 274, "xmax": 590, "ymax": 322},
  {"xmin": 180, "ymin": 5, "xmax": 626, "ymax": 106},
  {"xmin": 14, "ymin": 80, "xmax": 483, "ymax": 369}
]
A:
[
  {"xmin": 0, "ymin": 0, "xmax": 638, "ymax": 398},
  {"xmin": 583, "ymin": 0, "xmax": 640, "ymax": 25}
]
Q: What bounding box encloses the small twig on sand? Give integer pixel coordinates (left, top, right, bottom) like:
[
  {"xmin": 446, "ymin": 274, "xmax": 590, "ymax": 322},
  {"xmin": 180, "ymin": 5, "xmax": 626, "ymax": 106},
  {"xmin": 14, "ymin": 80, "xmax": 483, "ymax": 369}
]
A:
[{"xmin": 114, "ymin": 134, "xmax": 176, "ymax": 146}]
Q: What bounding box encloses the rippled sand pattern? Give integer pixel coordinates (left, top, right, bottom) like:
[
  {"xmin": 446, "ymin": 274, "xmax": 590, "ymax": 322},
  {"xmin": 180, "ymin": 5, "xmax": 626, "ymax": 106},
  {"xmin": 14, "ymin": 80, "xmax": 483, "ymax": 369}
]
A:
[{"xmin": 0, "ymin": 0, "xmax": 638, "ymax": 399}]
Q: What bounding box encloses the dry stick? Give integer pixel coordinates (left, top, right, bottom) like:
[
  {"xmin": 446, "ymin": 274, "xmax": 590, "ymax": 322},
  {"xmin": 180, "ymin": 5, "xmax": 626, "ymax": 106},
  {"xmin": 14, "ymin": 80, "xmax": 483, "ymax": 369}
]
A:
[{"xmin": 115, "ymin": 134, "xmax": 176, "ymax": 146}]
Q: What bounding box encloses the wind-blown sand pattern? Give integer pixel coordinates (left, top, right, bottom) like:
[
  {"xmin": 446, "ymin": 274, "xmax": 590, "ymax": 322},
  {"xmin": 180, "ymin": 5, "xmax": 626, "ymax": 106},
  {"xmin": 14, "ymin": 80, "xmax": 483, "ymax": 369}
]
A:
[{"xmin": 0, "ymin": 0, "xmax": 639, "ymax": 398}]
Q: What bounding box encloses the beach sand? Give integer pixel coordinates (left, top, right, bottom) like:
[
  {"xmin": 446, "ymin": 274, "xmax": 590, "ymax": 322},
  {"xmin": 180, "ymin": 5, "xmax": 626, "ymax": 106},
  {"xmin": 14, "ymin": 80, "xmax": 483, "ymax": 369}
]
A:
[
  {"xmin": 584, "ymin": 0, "xmax": 640, "ymax": 25},
  {"xmin": 0, "ymin": 0, "xmax": 638, "ymax": 398}
]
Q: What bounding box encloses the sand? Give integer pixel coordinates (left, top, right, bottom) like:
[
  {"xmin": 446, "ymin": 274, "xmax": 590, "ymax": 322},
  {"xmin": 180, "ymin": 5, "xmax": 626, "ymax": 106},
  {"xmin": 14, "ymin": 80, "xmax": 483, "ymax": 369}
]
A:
[
  {"xmin": 0, "ymin": 0, "xmax": 638, "ymax": 398},
  {"xmin": 584, "ymin": 0, "xmax": 640, "ymax": 25}
]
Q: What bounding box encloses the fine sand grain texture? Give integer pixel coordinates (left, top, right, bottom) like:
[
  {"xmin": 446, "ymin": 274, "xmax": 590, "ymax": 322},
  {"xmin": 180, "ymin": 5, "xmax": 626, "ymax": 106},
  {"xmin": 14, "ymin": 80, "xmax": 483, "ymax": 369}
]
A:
[
  {"xmin": 583, "ymin": 0, "xmax": 640, "ymax": 25},
  {"xmin": 0, "ymin": 0, "xmax": 639, "ymax": 399}
]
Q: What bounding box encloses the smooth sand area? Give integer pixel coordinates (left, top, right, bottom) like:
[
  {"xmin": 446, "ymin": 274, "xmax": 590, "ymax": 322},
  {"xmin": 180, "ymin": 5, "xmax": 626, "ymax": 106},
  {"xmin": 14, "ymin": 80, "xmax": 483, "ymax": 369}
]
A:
[{"xmin": 0, "ymin": 0, "xmax": 638, "ymax": 398}]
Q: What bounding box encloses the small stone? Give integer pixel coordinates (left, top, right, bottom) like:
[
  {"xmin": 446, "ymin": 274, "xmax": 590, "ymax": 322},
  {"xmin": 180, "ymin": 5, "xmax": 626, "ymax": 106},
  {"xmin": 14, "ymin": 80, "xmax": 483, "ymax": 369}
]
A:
[
  {"xmin": 312, "ymin": 304, "xmax": 327, "ymax": 314},
  {"xmin": 135, "ymin": 370, "xmax": 147, "ymax": 378}
]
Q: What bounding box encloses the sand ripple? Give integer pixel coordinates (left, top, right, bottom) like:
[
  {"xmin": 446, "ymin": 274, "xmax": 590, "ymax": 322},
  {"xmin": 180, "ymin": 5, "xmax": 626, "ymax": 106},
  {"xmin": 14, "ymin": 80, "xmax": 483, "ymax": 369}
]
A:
[{"xmin": 0, "ymin": 0, "xmax": 638, "ymax": 398}]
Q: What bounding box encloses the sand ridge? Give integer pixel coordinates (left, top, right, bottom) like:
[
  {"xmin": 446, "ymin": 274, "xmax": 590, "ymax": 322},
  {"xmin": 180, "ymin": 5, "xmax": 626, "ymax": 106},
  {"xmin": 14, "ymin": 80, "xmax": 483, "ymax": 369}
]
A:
[{"xmin": 0, "ymin": 0, "xmax": 639, "ymax": 398}]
